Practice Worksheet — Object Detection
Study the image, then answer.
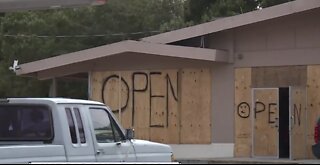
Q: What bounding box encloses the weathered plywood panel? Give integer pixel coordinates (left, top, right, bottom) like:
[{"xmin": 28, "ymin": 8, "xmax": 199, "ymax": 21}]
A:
[
  {"xmin": 253, "ymin": 89, "xmax": 279, "ymax": 157},
  {"xmin": 91, "ymin": 71, "xmax": 132, "ymax": 123},
  {"xmin": 306, "ymin": 65, "xmax": 320, "ymax": 159},
  {"xmin": 119, "ymin": 72, "xmax": 132, "ymax": 129},
  {"xmin": 130, "ymin": 71, "xmax": 150, "ymax": 140},
  {"xmin": 149, "ymin": 70, "xmax": 180, "ymax": 144},
  {"xmin": 149, "ymin": 72, "xmax": 166, "ymax": 127},
  {"xmin": 91, "ymin": 69, "xmax": 208, "ymax": 144},
  {"xmin": 291, "ymin": 86, "xmax": 307, "ymax": 160},
  {"xmin": 180, "ymin": 69, "xmax": 211, "ymax": 144},
  {"xmin": 252, "ymin": 66, "xmax": 307, "ymax": 88},
  {"xmin": 235, "ymin": 68, "xmax": 252, "ymax": 157}
]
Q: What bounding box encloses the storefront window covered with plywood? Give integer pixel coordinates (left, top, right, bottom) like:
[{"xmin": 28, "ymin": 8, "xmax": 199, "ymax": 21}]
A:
[
  {"xmin": 235, "ymin": 66, "xmax": 320, "ymax": 159},
  {"xmin": 90, "ymin": 68, "xmax": 212, "ymax": 144}
]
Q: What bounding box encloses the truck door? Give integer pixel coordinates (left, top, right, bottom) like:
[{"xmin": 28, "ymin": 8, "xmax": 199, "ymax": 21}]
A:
[
  {"xmin": 88, "ymin": 107, "xmax": 136, "ymax": 162},
  {"xmin": 64, "ymin": 106, "xmax": 96, "ymax": 162}
]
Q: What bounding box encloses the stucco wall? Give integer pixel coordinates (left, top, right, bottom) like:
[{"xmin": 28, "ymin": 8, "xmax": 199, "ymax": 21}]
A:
[
  {"xmin": 206, "ymin": 8, "xmax": 320, "ymax": 144},
  {"xmin": 233, "ymin": 8, "xmax": 320, "ymax": 67}
]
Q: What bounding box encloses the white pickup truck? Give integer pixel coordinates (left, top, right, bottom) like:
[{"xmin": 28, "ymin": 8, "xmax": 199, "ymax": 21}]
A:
[{"xmin": 0, "ymin": 98, "xmax": 173, "ymax": 163}]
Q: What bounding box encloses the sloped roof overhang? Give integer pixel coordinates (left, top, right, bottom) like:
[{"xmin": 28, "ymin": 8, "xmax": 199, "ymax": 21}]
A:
[
  {"xmin": 16, "ymin": 40, "xmax": 229, "ymax": 80},
  {"xmin": 142, "ymin": 0, "xmax": 320, "ymax": 44}
]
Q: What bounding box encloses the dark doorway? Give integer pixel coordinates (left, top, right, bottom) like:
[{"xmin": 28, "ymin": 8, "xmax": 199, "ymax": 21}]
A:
[{"xmin": 279, "ymin": 88, "xmax": 290, "ymax": 158}]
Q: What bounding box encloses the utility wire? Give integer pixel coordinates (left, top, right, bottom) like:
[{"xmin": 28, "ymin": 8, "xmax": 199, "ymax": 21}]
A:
[{"xmin": 0, "ymin": 30, "xmax": 161, "ymax": 38}]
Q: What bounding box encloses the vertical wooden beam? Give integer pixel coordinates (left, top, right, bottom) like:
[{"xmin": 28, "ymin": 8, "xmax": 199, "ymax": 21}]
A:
[
  {"xmin": 49, "ymin": 78, "xmax": 57, "ymax": 97},
  {"xmin": 235, "ymin": 68, "xmax": 252, "ymax": 157}
]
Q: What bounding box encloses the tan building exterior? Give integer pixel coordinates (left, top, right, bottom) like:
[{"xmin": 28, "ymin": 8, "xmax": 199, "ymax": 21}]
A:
[{"xmin": 17, "ymin": 0, "xmax": 320, "ymax": 160}]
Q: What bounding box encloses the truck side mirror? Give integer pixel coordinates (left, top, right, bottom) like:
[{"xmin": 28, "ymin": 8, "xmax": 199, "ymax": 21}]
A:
[{"xmin": 126, "ymin": 129, "xmax": 134, "ymax": 140}]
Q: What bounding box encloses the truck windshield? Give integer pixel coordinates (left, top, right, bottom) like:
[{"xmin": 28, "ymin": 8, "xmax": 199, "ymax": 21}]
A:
[{"xmin": 0, "ymin": 105, "xmax": 53, "ymax": 141}]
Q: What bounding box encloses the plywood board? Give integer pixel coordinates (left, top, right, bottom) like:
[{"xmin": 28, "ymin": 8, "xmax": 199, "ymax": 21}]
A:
[
  {"xmin": 291, "ymin": 86, "xmax": 307, "ymax": 159},
  {"xmin": 253, "ymin": 89, "xmax": 279, "ymax": 157},
  {"xmin": 306, "ymin": 65, "xmax": 320, "ymax": 159},
  {"xmin": 91, "ymin": 71, "xmax": 129, "ymax": 120},
  {"xmin": 149, "ymin": 72, "xmax": 166, "ymax": 127},
  {"xmin": 180, "ymin": 69, "xmax": 212, "ymax": 144},
  {"xmin": 131, "ymin": 71, "xmax": 150, "ymax": 140},
  {"xmin": 119, "ymin": 72, "xmax": 132, "ymax": 129},
  {"xmin": 252, "ymin": 66, "xmax": 307, "ymax": 88},
  {"xmin": 91, "ymin": 69, "xmax": 211, "ymax": 144},
  {"xmin": 149, "ymin": 70, "xmax": 180, "ymax": 144},
  {"xmin": 234, "ymin": 68, "xmax": 252, "ymax": 157}
]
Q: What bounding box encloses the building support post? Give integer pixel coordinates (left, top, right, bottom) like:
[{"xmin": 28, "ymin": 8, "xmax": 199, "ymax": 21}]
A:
[{"xmin": 49, "ymin": 78, "xmax": 57, "ymax": 97}]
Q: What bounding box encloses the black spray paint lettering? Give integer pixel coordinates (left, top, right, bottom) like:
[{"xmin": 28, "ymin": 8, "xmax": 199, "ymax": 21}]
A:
[
  {"xmin": 102, "ymin": 71, "xmax": 179, "ymax": 128},
  {"xmin": 149, "ymin": 72, "xmax": 165, "ymax": 128},
  {"xmin": 101, "ymin": 75, "xmax": 130, "ymax": 113},
  {"xmin": 166, "ymin": 73, "xmax": 179, "ymax": 127},
  {"xmin": 237, "ymin": 102, "xmax": 250, "ymax": 119},
  {"xmin": 268, "ymin": 103, "xmax": 277, "ymax": 124},
  {"xmin": 238, "ymin": 102, "xmax": 303, "ymax": 126},
  {"xmin": 132, "ymin": 72, "xmax": 149, "ymax": 127},
  {"xmin": 254, "ymin": 102, "xmax": 277, "ymax": 124},
  {"xmin": 254, "ymin": 101, "xmax": 265, "ymax": 119},
  {"xmin": 238, "ymin": 102, "xmax": 278, "ymax": 124}
]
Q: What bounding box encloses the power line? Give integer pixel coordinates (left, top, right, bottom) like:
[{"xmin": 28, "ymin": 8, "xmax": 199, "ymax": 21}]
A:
[{"xmin": 0, "ymin": 30, "xmax": 161, "ymax": 38}]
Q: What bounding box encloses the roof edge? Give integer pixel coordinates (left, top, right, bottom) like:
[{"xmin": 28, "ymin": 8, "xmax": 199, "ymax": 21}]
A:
[
  {"xmin": 16, "ymin": 40, "xmax": 229, "ymax": 77},
  {"xmin": 141, "ymin": 0, "xmax": 320, "ymax": 44}
]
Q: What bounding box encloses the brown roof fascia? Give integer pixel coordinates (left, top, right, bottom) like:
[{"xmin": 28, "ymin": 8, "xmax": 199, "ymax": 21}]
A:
[{"xmin": 16, "ymin": 40, "xmax": 229, "ymax": 77}]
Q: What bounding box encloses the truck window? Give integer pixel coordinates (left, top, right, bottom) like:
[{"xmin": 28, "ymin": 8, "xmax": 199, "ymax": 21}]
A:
[
  {"xmin": 0, "ymin": 105, "xmax": 53, "ymax": 142},
  {"xmin": 89, "ymin": 108, "xmax": 124, "ymax": 143},
  {"xmin": 66, "ymin": 108, "xmax": 77, "ymax": 144},
  {"xmin": 74, "ymin": 108, "xmax": 86, "ymax": 143},
  {"xmin": 65, "ymin": 107, "xmax": 86, "ymax": 144}
]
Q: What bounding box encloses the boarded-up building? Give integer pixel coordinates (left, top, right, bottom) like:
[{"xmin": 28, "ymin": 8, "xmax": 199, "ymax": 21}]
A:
[{"xmin": 16, "ymin": 0, "xmax": 320, "ymax": 160}]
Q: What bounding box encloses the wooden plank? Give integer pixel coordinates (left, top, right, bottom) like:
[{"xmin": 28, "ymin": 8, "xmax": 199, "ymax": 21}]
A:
[
  {"xmin": 90, "ymin": 71, "xmax": 103, "ymax": 102},
  {"xmin": 253, "ymin": 89, "xmax": 279, "ymax": 157},
  {"xmin": 291, "ymin": 86, "xmax": 307, "ymax": 159},
  {"xmin": 167, "ymin": 70, "xmax": 180, "ymax": 144},
  {"xmin": 306, "ymin": 65, "xmax": 320, "ymax": 159},
  {"xmin": 119, "ymin": 71, "xmax": 132, "ymax": 129},
  {"xmin": 234, "ymin": 68, "xmax": 252, "ymax": 157},
  {"xmin": 180, "ymin": 69, "xmax": 211, "ymax": 144},
  {"xmin": 252, "ymin": 66, "xmax": 307, "ymax": 88},
  {"xmin": 132, "ymin": 71, "xmax": 150, "ymax": 140},
  {"xmin": 149, "ymin": 70, "xmax": 180, "ymax": 144},
  {"xmin": 149, "ymin": 71, "xmax": 167, "ymax": 143},
  {"xmin": 149, "ymin": 71, "xmax": 166, "ymax": 127}
]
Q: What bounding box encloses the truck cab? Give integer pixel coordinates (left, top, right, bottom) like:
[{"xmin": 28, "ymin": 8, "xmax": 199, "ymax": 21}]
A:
[{"xmin": 0, "ymin": 98, "xmax": 173, "ymax": 163}]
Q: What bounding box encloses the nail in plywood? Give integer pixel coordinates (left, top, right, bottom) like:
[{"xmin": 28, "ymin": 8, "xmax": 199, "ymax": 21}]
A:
[
  {"xmin": 180, "ymin": 69, "xmax": 212, "ymax": 144},
  {"xmin": 306, "ymin": 65, "xmax": 320, "ymax": 159},
  {"xmin": 253, "ymin": 89, "xmax": 278, "ymax": 157},
  {"xmin": 291, "ymin": 86, "xmax": 307, "ymax": 160},
  {"xmin": 235, "ymin": 68, "xmax": 252, "ymax": 157}
]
